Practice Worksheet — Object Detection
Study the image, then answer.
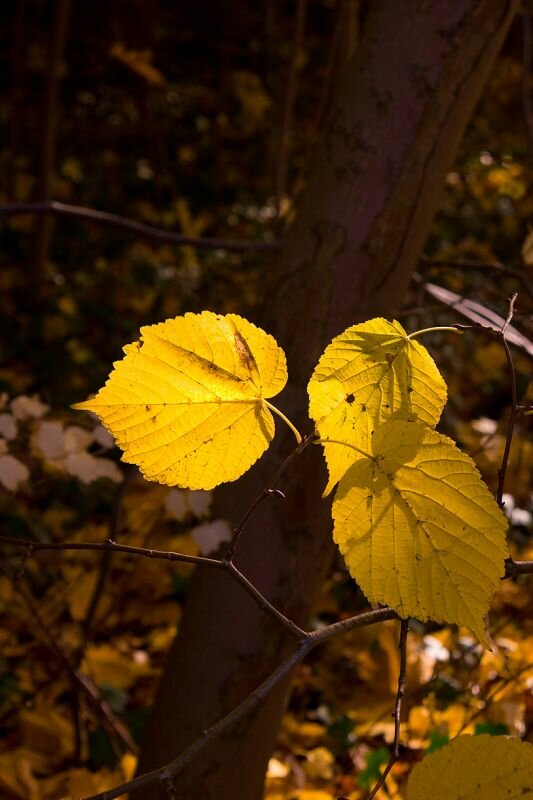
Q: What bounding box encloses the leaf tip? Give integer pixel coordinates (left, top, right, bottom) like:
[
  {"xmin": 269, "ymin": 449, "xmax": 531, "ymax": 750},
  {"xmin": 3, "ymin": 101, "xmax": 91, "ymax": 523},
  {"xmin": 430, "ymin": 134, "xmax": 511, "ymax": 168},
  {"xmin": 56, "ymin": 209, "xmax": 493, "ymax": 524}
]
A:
[{"xmin": 71, "ymin": 399, "xmax": 92, "ymax": 411}]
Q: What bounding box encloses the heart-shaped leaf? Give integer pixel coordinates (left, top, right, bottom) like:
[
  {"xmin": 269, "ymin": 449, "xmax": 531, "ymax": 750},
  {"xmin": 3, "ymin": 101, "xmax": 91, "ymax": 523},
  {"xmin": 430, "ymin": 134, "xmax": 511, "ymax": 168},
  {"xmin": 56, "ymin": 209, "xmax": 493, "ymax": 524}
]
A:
[
  {"xmin": 308, "ymin": 318, "xmax": 447, "ymax": 494},
  {"xmin": 74, "ymin": 312, "xmax": 288, "ymax": 489}
]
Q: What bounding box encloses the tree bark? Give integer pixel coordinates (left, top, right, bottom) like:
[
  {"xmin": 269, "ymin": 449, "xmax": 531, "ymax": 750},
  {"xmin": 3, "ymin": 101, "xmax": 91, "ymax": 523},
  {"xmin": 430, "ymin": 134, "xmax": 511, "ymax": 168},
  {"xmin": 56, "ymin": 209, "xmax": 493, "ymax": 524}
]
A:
[{"xmin": 135, "ymin": 2, "xmax": 518, "ymax": 798}]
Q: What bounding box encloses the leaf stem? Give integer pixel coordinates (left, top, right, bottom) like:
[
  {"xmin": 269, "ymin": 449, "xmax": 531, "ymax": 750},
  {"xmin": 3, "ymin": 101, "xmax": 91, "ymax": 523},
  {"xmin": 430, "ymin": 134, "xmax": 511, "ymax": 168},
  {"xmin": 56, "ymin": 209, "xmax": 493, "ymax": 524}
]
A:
[
  {"xmin": 407, "ymin": 326, "xmax": 463, "ymax": 340},
  {"xmin": 264, "ymin": 400, "xmax": 302, "ymax": 443},
  {"xmin": 314, "ymin": 437, "xmax": 372, "ymax": 460},
  {"xmin": 497, "ymin": 293, "xmax": 519, "ymax": 505}
]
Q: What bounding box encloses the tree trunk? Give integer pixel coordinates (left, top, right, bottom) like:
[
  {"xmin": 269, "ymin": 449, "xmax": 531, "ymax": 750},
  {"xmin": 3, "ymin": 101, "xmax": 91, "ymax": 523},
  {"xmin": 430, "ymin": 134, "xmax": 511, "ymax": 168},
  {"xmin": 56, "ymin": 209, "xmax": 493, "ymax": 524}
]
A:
[{"xmin": 135, "ymin": 2, "xmax": 518, "ymax": 798}]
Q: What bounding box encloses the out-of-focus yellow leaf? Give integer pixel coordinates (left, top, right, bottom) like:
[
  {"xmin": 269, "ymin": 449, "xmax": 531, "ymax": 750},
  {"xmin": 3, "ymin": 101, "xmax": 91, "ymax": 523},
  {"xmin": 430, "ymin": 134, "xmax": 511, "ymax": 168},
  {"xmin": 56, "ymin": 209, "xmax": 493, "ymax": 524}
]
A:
[
  {"xmin": 82, "ymin": 643, "xmax": 155, "ymax": 690},
  {"xmin": 233, "ymin": 71, "xmax": 271, "ymax": 130},
  {"xmin": 282, "ymin": 714, "xmax": 326, "ymax": 746},
  {"xmin": 407, "ymin": 735, "xmax": 533, "ymax": 799},
  {"xmin": 19, "ymin": 707, "xmax": 74, "ymax": 760},
  {"xmin": 74, "ymin": 312, "xmax": 288, "ymax": 489},
  {"xmin": 0, "ymin": 748, "xmax": 49, "ymax": 799},
  {"xmin": 332, "ymin": 420, "xmax": 508, "ymax": 645},
  {"xmin": 148, "ymin": 625, "xmax": 177, "ymax": 653},
  {"xmin": 407, "ymin": 706, "xmax": 432, "ymax": 748},
  {"xmin": 266, "ymin": 758, "xmax": 290, "ymax": 780},
  {"xmin": 304, "ymin": 747, "xmax": 335, "ymax": 781},
  {"xmin": 120, "ymin": 752, "xmax": 137, "ymax": 781},
  {"xmin": 67, "ymin": 570, "xmax": 112, "ymax": 622},
  {"xmin": 109, "ymin": 43, "xmax": 165, "ymax": 87},
  {"xmin": 175, "ymin": 197, "xmax": 212, "ymax": 274},
  {"xmin": 432, "ymin": 702, "xmax": 474, "ymax": 737},
  {"xmin": 308, "ymin": 319, "xmax": 446, "ymax": 494},
  {"xmin": 41, "ymin": 765, "xmax": 124, "ymax": 799}
]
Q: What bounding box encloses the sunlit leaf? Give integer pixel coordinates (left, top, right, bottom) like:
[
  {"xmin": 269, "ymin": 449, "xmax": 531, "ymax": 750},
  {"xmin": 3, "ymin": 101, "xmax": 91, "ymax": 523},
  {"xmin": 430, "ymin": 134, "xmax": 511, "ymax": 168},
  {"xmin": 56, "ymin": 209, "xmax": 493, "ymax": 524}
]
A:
[
  {"xmin": 332, "ymin": 420, "xmax": 508, "ymax": 644},
  {"xmin": 308, "ymin": 318, "xmax": 446, "ymax": 494},
  {"xmin": 407, "ymin": 735, "xmax": 533, "ymax": 799},
  {"xmin": 74, "ymin": 312, "xmax": 288, "ymax": 489}
]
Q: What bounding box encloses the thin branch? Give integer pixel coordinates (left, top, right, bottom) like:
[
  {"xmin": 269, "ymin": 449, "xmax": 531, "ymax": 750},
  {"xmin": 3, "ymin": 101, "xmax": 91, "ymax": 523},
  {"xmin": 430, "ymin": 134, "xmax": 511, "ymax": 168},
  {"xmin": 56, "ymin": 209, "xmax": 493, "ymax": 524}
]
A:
[
  {"xmin": 0, "ymin": 201, "xmax": 281, "ymax": 252},
  {"xmin": 0, "ymin": 535, "xmax": 306, "ymax": 639},
  {"xmin": 458, "ymin": 659, "xmax": 533, "ymax": 735},
  {"xmin": 1, "ymin": 535, "xmax": 530, "ymax": 607},
  {"xmin": 224, "ymin": 433, "xmax": 314, "ymax": 560},
  {"xmin": 225, "ymin": 561, "xmax": 306, "ymax": 639},
  {"xmin": 0, "ymin": 563, "xmax": 137, "ymax": 754},
  {"xmin": 2, "ymin": 516, "xmax": 530, "ymax": 800},
  {"xmin": 0, "ymin": 536, "xmax": 223, "ymax": 566},
  {"xmin": 505, "ymin": 559, "xmax": 533, "ymax": 576},
  {"xmin": 367, "ymin": 619, "xmax": 409, "ymax": 800},
  {"xmin": 497, "ymin": 293, "xmax": 519, "ymax": 506},
  {"xmin": 415, "ymin": 277, "xmax": 533, "ymax": 356},
  {"xmin": 80, "ymin": 476, "xmax": 130, "ymax": 648},
  {"xmin": 307, "ymin": 606, "xmax": 399, "ymax": 647},
  {"xmin": 82, "ymin": 606, "xmax": 396, "ymax": 800}
]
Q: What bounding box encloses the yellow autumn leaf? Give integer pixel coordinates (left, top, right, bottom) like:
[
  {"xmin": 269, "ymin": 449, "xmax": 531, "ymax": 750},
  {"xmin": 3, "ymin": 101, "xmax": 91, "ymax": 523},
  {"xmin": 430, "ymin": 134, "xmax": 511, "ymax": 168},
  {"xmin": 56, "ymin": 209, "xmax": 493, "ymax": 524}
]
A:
[
  {"xmin": 82, "ymin": 643, "xmax": 155, "ymax": 690},
  {"xmin": 308, "ymin": 318, "xmax": 447, "ymax": 494},
  {"xmin": 67, "ymin": 570, "xmax": 113, "ymax": 622},
  {"xmin": 407, "ymin": 735, "xmax": 533, "ymax": 799},
  {"xmin": 332, "ymin": 420, "xmax": 508, "ymax": 645},
  {"xmin": 74, "ymin": 312, "xmax": 289, "ymax": 489}
]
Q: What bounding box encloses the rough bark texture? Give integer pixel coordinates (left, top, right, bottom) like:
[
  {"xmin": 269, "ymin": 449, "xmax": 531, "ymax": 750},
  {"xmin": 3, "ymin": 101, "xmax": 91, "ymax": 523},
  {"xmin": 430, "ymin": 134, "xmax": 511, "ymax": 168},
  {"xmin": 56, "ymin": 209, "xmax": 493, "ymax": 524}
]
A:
[{"xmin": 135, "ymin": 2, "xmax": 518, "ymax": 799}]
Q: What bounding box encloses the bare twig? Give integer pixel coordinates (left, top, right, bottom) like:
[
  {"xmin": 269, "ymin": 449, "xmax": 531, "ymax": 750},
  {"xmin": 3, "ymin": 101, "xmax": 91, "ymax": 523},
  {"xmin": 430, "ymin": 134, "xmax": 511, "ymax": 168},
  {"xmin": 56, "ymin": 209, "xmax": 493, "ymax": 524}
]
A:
[
  {"xmin": 367, "ymin": 619, "xmax": 409, "ymax": 800},
  {"xmin": 505, "ymin": 559, "xmax": 533, "ymax": 576},
  {"xmin": 80, "ymin": 476, "xmax": 130, "ymax": 648},
  {"xmin": 0, "ymin": 536, "xmax": 305, "ymax": 639},
  {"xmin": 0, "ymin": 563, "xmax": 137, "ymax": 754},
  {"xmin": 458, "ymin": 658, "xmax": 533, "ymax": 735},
  {"xmin": 225, "ymin": 561, "xmax": 306, "ymax": 638},
  {"xmin": 0, "ymin": 201, "xmax": 281, "ymax": 252},
  {"xmin": 224, "ymin": 432, "xmax": 314, "ymax": 560},
  {"xmin": 497, "ymin": 294, "xmax": 519, "ymax": 506},
  {"xmin": 82, "ymin": 606, "xmax": 397, "ymax": 800},
  {"xmin": 1, "ymin": 535, "xmax": 530, "ymax": 597},
  {"xmin": 415, "ymin": 278, "xmax": 533, "ymax": 356}
]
